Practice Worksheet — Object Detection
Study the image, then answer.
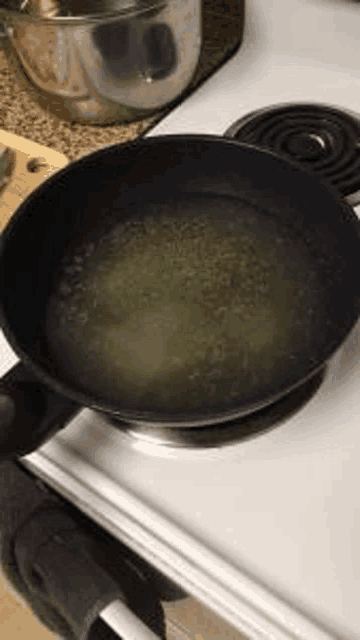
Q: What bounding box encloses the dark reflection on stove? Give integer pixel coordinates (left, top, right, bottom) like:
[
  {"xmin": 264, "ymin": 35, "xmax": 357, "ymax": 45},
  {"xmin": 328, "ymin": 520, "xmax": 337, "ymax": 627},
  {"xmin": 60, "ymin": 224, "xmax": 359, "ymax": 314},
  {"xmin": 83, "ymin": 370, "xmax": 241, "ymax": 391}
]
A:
[{"xmin": 107, "ymin": 367, "xmax": 327, "ymax": 448}]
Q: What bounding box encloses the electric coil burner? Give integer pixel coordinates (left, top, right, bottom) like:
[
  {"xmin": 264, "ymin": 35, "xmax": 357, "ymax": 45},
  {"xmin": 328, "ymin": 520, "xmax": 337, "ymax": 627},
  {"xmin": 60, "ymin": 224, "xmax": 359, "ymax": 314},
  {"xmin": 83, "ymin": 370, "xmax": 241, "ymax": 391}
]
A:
[{"xmin": 225, "ymin": 103, "xmax": 360, "ymax": 205}]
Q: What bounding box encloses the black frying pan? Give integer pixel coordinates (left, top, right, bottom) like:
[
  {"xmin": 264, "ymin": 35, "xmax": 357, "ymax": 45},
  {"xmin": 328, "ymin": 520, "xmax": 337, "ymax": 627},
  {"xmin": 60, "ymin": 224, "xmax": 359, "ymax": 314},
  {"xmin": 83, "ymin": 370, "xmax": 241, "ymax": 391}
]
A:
[{"xmin": 1, "ymin": 135, "xmax": 360, "ymax": 460}]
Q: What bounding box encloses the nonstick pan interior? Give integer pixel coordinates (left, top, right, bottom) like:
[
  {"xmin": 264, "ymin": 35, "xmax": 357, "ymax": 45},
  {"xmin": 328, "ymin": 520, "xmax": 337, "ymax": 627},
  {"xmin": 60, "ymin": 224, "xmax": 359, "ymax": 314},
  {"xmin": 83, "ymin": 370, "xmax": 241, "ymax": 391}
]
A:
[{"xmin": 44, "ymin": 190, "xmax": 340, "ymax": 415}]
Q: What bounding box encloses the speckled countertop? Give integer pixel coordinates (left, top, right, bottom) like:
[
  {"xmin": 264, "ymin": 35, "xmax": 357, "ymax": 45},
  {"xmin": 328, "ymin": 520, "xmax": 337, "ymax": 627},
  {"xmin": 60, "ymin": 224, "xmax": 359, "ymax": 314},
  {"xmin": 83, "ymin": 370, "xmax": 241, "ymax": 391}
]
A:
[{"xmin": 0, "ymin": 1, "xmax": 244, "ymax": 161}]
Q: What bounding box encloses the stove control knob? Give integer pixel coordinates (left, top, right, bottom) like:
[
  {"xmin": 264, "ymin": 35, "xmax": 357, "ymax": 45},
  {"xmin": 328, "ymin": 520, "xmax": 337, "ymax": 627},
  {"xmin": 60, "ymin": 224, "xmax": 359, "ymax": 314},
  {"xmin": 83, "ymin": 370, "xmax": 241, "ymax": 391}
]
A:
[{"xmin": 0, "ymin": 145, "xmax": 15, "ymax": 195}]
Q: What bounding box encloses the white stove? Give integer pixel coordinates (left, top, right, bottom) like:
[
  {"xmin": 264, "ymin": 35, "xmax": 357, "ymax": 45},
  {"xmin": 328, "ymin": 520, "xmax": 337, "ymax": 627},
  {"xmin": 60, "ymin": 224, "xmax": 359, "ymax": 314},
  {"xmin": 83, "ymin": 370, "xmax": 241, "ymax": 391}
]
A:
[{"xmin": 1, "ymin": 1, "xmax": 360, "ymax": 639}]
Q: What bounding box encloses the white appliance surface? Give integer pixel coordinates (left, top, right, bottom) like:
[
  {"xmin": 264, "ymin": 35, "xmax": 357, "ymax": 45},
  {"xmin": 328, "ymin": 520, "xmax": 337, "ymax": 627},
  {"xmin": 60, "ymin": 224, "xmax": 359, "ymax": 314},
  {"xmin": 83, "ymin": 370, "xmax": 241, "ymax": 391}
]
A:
[{"xmin": 2, "ymin": 1, "xmax": 360, "ymax": 639}]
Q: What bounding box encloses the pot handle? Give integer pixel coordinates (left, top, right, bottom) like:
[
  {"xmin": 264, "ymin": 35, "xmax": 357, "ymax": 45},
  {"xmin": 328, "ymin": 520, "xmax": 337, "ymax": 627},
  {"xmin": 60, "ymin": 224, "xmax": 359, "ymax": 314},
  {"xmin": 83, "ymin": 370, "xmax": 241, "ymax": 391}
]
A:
[{"xmin": 0, "ymin": 362, "xmax": 80, "ymax": 461}]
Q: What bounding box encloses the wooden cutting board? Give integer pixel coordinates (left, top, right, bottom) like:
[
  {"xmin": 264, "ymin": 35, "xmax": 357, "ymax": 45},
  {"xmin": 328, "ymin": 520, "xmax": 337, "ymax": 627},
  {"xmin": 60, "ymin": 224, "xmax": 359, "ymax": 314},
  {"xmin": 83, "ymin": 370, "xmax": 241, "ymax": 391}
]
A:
[{"xmin": 0, "ymin": 129, "xmax": 68, "ymax": 232}]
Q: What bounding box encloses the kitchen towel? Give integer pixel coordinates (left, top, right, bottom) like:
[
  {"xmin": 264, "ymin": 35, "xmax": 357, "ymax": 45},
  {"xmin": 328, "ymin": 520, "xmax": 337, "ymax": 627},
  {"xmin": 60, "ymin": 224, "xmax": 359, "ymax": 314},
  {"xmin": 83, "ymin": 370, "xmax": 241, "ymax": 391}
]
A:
[{"xmin": 0, "ymin": 459, "xmax": 166, "ymax": 640}]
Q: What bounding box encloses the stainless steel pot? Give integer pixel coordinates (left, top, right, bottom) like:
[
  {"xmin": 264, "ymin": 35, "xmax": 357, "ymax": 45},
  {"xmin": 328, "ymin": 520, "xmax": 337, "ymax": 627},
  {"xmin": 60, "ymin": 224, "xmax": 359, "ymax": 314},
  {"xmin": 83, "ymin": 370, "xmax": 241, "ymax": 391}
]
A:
[{"xmin": 0, "ymin": 0, "xmax": 201, "ymax": 124}]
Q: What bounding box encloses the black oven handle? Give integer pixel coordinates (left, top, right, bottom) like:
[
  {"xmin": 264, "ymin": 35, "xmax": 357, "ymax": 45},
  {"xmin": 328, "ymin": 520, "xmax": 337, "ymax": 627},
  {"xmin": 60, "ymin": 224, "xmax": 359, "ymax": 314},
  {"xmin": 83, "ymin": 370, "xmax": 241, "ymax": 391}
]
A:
[{"xmin": 13, "ymin": 506, "xmax": 164, "ymax": 640}]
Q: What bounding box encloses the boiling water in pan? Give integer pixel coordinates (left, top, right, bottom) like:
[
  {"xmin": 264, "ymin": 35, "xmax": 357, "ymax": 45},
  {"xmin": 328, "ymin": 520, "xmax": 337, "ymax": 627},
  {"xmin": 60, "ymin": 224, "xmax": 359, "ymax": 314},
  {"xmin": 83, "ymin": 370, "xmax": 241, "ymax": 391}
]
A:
[{"xmin": 46, "ymin": 198, "xmax": 323, "ymax": 411}]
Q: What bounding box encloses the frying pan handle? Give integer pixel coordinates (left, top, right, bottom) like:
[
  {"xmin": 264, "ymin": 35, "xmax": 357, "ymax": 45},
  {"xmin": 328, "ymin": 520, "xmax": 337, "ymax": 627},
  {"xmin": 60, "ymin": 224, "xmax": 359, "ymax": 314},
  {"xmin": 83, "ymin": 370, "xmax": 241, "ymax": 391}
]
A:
[{"xmin": 0, "ymin": 362, "xmax": 80, "ymax": 461}]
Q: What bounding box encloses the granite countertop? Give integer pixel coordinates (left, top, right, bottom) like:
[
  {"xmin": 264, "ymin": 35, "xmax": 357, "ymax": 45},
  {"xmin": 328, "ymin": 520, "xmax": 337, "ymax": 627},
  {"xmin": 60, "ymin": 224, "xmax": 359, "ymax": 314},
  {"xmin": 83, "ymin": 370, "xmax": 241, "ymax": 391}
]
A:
[{"xmin": 0, "ymin": 1, "xmax": 244, "ymax": 161}]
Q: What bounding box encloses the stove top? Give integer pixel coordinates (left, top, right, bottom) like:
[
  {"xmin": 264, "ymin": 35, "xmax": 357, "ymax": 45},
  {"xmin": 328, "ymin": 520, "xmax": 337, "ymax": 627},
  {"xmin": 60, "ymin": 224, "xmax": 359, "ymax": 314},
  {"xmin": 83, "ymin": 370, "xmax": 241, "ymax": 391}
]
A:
[
  {"xmin": 148, "ymin": 0, "xmax": 360, "ymax": 130},
  {"xmin": 1, "ymin": 0, "xmax": 360, "ymax": 639}
]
